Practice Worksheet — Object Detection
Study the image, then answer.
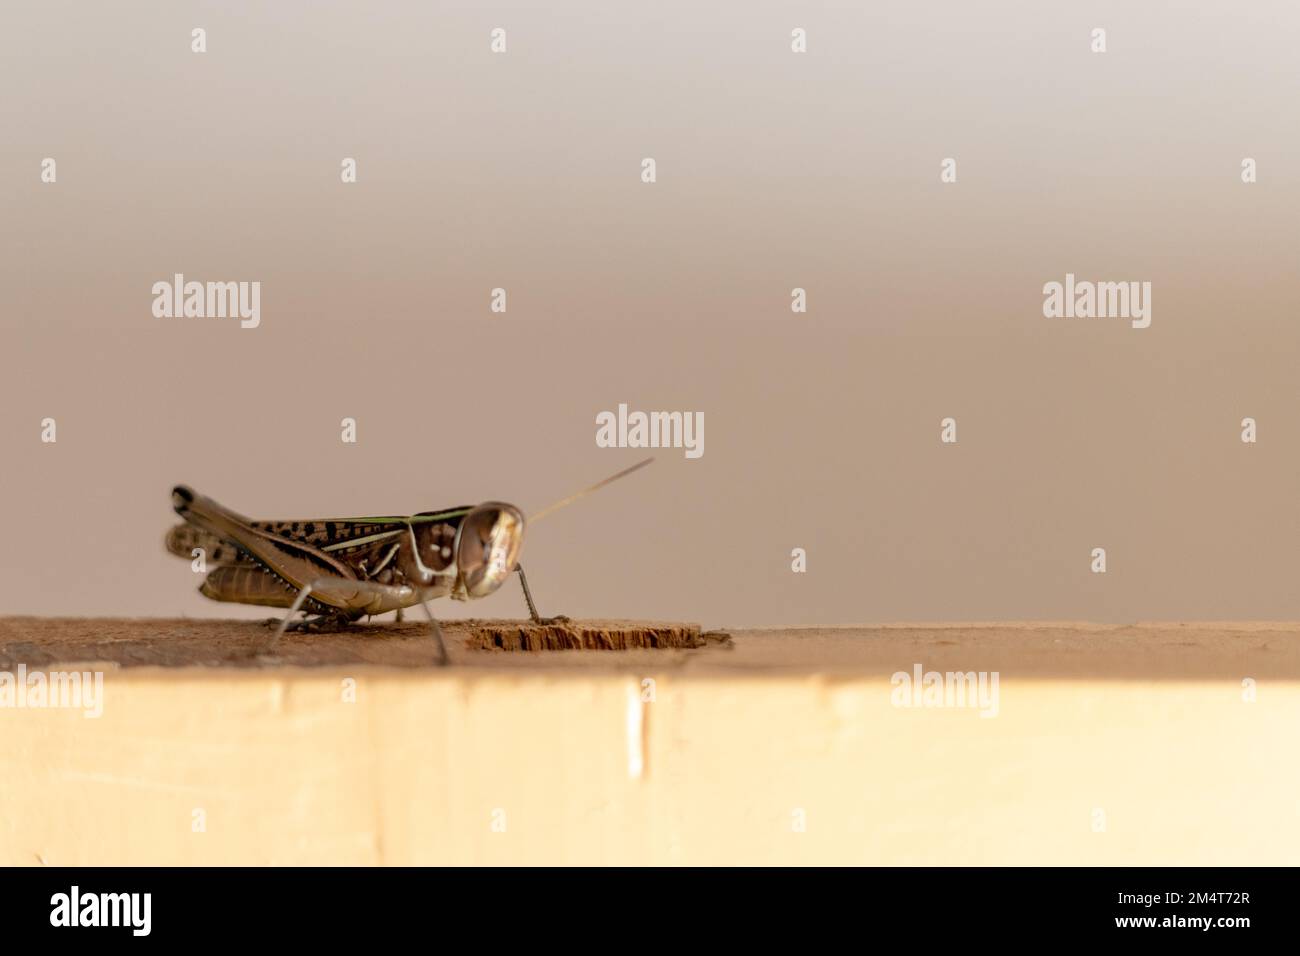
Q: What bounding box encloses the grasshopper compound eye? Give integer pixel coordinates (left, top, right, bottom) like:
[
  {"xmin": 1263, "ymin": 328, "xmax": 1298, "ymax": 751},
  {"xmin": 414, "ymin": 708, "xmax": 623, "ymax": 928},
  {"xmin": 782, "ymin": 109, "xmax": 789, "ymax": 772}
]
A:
[{"xmin": 455, "ymin": 502, "xmax": 525, "ymax": 598}]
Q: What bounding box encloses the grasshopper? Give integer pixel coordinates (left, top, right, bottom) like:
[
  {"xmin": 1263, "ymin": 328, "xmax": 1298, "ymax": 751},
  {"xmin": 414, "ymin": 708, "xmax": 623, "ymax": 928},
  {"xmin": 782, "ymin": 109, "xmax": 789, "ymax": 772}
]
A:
[{"xmin": 165, "ymin": 458, "xmax": 653, "ymax": 661}]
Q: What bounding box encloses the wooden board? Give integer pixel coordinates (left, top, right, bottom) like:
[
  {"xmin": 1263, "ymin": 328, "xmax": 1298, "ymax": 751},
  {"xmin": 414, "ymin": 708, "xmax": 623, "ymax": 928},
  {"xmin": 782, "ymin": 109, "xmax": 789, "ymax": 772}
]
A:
[
  {"xmin": 2, "ymin": 619, "xmax": 1299, "ymax": 864},
  {"xmin": 0, "ymin": 617, "xmax": 720, "ymax": 669}
]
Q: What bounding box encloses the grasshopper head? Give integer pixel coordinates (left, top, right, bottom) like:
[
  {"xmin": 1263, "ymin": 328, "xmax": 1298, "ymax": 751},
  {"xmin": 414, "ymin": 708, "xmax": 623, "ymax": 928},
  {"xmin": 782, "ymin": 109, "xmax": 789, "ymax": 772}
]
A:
[{"xmin": 454, "ymin": 502, "xmax": 525, "ymax": 598}]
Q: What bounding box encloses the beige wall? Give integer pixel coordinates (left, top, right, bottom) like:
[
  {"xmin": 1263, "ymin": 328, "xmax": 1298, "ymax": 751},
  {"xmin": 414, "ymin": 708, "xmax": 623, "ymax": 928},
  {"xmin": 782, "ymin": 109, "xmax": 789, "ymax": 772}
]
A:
[{"xmin": 3, "ymin": 3, "xmax": 1299, "ymax": 625}]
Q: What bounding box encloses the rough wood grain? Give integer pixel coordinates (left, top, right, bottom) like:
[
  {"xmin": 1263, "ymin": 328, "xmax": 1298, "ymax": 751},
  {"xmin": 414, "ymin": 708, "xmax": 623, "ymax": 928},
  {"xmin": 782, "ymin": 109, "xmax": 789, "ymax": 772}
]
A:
[{"xmin": 463, "ymin": 619, "xmax": 707, "ymax": 651}]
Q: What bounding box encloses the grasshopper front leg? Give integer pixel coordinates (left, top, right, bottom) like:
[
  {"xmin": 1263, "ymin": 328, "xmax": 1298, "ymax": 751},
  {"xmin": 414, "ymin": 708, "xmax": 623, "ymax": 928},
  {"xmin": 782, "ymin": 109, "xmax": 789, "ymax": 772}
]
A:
[
  {"xmin": 265, "ymin": 577, "xmax": 449, "ymax": 665},
  {"xmin": 515, "ymin": 565, "xmax": 570, "ymax": 625}
]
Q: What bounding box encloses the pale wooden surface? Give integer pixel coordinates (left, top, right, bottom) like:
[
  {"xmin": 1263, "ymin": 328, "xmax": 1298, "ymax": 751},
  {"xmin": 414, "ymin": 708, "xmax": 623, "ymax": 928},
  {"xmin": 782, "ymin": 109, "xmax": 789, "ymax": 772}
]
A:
[{"xmin": 1, "ymin": 619, "xmax": 1297, "ymax": 865}]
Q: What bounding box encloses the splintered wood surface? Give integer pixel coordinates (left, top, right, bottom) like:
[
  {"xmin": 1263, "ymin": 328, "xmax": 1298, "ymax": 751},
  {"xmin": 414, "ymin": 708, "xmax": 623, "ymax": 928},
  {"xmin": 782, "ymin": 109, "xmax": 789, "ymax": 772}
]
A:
[
  {"xmin": 463, "ymin": 619, "xmax": 708, "ymax": 651},
  {"xmin": 1, "ymin": 618, "xmax": 1298, "ymax": 677},
  {"xmin": 0, "ymin": 617, "xmax": 718, "ymax": 670}
]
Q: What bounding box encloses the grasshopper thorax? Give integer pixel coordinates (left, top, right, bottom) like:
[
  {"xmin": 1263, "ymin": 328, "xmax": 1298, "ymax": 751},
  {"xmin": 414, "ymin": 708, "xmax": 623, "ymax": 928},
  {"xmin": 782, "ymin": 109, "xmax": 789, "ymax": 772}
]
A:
[{"xmin": 452, "ymin": 502, "xmax": 526, "ymax": 599}]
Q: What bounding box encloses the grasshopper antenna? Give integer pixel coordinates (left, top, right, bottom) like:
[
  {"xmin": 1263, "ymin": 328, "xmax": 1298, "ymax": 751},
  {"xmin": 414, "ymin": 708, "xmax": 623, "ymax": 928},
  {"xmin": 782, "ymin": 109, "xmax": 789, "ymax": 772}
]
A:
[{"xmin": 529, "ymin": 457, "xmax": 654, "ymax": 524}]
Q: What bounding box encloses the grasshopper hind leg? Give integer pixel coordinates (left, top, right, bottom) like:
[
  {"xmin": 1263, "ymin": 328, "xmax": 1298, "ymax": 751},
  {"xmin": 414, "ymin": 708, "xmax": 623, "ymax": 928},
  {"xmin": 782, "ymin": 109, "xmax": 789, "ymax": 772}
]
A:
[
  {"xmin": 515, "ymin": 565, "xmax": 570, "ymax": 625},
  {"xmin": 264, "ymin": 577, "xmax": 450, "ymax": 666}
]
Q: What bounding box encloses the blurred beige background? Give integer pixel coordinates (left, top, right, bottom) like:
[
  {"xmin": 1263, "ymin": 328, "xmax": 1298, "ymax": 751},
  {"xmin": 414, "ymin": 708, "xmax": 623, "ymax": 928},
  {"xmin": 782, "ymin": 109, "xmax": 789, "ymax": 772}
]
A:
[{"xmin": 2, "ymin": 1, "xmax": 1299, "ymax": 625}]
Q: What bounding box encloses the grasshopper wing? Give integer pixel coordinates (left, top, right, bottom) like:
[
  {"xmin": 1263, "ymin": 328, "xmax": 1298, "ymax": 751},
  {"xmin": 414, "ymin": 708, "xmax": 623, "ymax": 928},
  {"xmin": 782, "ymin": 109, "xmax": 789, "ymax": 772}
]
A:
[
  {"xmin": 245, "ymin": 510, "xmax": 470, "ymax": 579},
  {"xmin": 245, "ymin": 510, "xmax": 469, "ymax": 550},
  {"xmin": 164, "ymin": 523, "xmax": 253, "ymax": 566},
  {"xmin": 172, "ymin": 486, "xmax": 362, "ymax": 611},
  {"xmin": 240, "ymin": 518, "xmax": 417, "ymax": 581}
]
